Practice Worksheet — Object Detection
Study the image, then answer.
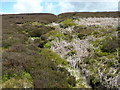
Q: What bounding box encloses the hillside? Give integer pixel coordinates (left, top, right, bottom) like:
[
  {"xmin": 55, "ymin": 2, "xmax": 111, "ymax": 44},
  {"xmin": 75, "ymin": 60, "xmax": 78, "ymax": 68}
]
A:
[{"xmin": 1, "ymin": 12, "xmax": 120, "ymax": 89}]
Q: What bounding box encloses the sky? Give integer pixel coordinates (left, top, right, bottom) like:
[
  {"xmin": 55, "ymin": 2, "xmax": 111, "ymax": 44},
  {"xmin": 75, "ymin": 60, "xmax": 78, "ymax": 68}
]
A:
[{"xmin": 1, "ymin": 0, "xmax": 119, "ymax": 15}]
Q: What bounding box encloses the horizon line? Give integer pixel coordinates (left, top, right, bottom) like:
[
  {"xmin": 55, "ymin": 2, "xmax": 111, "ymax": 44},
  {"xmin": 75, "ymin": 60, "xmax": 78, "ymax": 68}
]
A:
[{"xmin": 1, "ymin": 11, "xmax": 119, "ymax": 15}]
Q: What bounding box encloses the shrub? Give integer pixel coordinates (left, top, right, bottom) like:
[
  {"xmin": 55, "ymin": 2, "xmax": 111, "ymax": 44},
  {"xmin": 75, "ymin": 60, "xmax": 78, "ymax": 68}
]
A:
[
  {"xmin": 29, "ymin": 26, "xmax": 55, "ymax": 37},
  {"xmin": 38, "ymin": 41, "xmax": 46, "ymax": 48},
  {"xmin": 92, "ymin": 39, "xmax": 102, "ymax": 47},
  {"xmin": 2, "ymin": 34, "xmax": 28, "ymax": 48},
  {"xmin": 64, "ymin": 45, "xmax": 74, "ymax": 51},
  {"xmin": 2, "ymin": 14, "xmax": 77, "ymax": 88},
  {"xmin": 2, "ymin": 39, "xmax": 15, "ymax": 48},
  {"xmin": 65, "ymin": 50, "xmax": 77, "ymax": 59},
  {"xmin": 19, "ymin": 25, "xmax": 55, "ymax": 37},
  {"xmin": 94, "ymin": 49, "xmax": 110, "ymax": 57},
  {"xmin": 3, "ymin": 47, "xmax": 76, "ymax": 88},
  {"xmin": 64, "ymin": 31, "xmax": 73, "ymax": 41},
  {"xmin": 41, "ymin": 34, "xmax": 49, "ymax": 41},
  {"xmin": 67, "ymin": 50, "xmax": 76, "ymax": 56},
  {"xmin": 7, "ymin": 44, "xmax": 27, "ymax": 52},
  {"xmin": 73, "ymin": 26, "xmax": 94, "ymax": 37},
  {"xmin": 101, "ymin": 36, "xmax": 118, "ymax": 53},
  {"xmin": 67, "ymin": 76, "xmax": 76, "ymax": 87},
  {"xmin": 78, "ymin": 33, "xmax": 87, "ymax": 39}
]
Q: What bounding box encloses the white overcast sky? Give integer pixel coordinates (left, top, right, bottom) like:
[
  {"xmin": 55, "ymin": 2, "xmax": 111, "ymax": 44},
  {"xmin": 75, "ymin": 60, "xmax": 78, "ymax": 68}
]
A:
[{"xmin": 1, "ymin": 0, "xmax": 120, "ymax": 14}]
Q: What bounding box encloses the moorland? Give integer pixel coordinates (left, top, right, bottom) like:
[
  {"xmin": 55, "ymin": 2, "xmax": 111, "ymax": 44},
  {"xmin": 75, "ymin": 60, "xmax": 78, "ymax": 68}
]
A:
[{"xmin": 1, "ymin": 12, "xmax": 120, "ymax": 89}]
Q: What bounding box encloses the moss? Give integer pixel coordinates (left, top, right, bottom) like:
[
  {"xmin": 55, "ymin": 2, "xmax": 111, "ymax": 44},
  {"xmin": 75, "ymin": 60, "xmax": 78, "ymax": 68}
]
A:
[
  {"xmin": 103, "ymin": 68, "xmax": 109, "ymax": 74},
  {"xmin": 45, "ymin": 30, "xmax": 58, "ymax": 37},
  {"xmin": 44, "ymin": 30, "xmax": 66, "ymax": 41},
  {"xmin": 44, "ymin": 42, "xmax": 53, "ymax": 48},
  {"xmin": 89, "ymin": 59, "xmax": 96, "ymax": 64},
  {"xmin": 43, "ymin": 30, "xmax": 73, "ymax": 42},
  {"xmin": 2, "ymin": 71, "xmax": 33, "ymax": 88},
  {"xmin": 99, "ymin": 28, "xmax": 116, "ymax": 34},
  {"xmin": 40, "ymin": 49, "xmax": 68, "ymax": 65},
  {"xmin": 2, "ymin": 78, "xmax": 33, "ymax": 88},
  {"xmin": 91, "ymin": 76, "xmax": 99, "ymax": 85},
  {"xmin": 106, "ymin": 54, "xmax": 117, "ymax": 59},
  {"xmin": 53, "ymin": 32, "xmax": 65, "ymax": 39},
  {"xmin": 31, "ymin": 22, "xmax": 42, "ymax": 26},
  {"xmin": 95, "ymin": 49, "xmax": 110, "ymax": 57},
  {"xmin": 60, "ymin": 18, "xmax": 77, "ymax": 28},
  {"xmin": 106, "ymin": 60, "xmax": 116, "ymax": 67},
  {"xmin": 92, "ymin": 31, "xmax": 100, "ymax": 37}
]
